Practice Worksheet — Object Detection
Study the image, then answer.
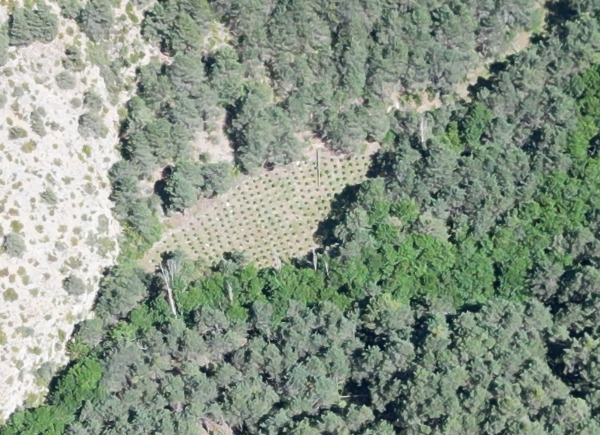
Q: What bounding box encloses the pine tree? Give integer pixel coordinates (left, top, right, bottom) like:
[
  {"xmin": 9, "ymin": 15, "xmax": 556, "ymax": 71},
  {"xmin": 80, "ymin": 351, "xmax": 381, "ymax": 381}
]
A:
[{"xmin": 9, "ymin": 8, "xmax": 33, "ymax": 46}]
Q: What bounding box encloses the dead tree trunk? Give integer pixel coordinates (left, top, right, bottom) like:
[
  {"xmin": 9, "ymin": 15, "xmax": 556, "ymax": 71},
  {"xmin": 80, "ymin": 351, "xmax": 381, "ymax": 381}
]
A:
[
  {"xmin": 160, "ymin": 259, "xmax": 179, "ymax": 318},
  {"xmin": 419, "ymin": 115, "xmax": 427, "ymax": 146},
  {"xmin": 226, "ymin": 280, "xmax": 234, "ymax": 302},
  {"xmin": 272, "ymin": 250, "xmax": 282, "ymax": 270}
]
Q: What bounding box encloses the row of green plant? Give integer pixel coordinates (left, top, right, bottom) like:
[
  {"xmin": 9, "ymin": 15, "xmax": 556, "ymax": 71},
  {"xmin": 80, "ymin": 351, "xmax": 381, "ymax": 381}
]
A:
[{"xmin": 146, "ymin": 154, "xmax": 372, "ymax": 268}]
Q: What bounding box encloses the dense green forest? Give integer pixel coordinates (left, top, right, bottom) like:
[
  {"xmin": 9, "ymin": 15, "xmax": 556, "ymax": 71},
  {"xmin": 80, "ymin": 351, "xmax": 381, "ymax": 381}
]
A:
[
  {"xmin": 5, "ymin": 0, "xmax": 600, "ymax": 433},
  {"xmin": 111, "ymin": 0, "xmax": 540, "ymax": 242}
]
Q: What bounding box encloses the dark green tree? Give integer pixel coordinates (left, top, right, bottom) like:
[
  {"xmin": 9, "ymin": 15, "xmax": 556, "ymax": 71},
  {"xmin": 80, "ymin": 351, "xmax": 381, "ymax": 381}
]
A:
[
  {"xmin": 78, "ymin": 0, "xmax": 114, "ymax": 42},
  {"xmin": 0, "ymin": 25, "xmax": 9, "ymax": 65},
  {"xmin": 2, "ymin": 232, "xmax": 26, "ymax": 258},
  {"xmin": 162, "ymin": 161, "xmax": 200, "ymax": 210},
  {"xmin": 199, "ymin": 162, "xmax": 234, "ymax": 197},
  {"xmin": 8, "ymin": 8, "xmax": 33, "ymax": 46},
  {"xmin": 28, "ymin": 2, "xmax": 58, "ymax": 43},
  {"xmin": 63, "ymin": 275, "xmax": 88, "ymax": 296}
]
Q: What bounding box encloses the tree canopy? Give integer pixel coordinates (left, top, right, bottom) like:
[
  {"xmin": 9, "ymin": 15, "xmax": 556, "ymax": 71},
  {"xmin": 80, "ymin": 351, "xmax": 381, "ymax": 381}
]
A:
[
  {"xmin": 8, "ymin": 2, "xmax": 57, "ymax": 46},
  {"xmin": 116, "ymin": 0, "xmax": 541, "ymax": 217}
]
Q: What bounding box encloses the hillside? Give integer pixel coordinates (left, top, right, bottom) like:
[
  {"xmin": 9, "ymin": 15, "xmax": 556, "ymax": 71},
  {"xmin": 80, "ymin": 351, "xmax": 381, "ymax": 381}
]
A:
[
  {"xmin": 0, "ymin": 0, "xmax": 155, "ymax": 420},
  {"xmin": 4, "ymin": 1, "xmax": 600, "ymax": 433}
]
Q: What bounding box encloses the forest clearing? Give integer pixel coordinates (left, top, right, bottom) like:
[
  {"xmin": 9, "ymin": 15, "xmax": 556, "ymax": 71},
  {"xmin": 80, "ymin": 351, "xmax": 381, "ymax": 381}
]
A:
[{"xmin": 142, "ymin": 150, "xmax": 375, "ymax": 271}]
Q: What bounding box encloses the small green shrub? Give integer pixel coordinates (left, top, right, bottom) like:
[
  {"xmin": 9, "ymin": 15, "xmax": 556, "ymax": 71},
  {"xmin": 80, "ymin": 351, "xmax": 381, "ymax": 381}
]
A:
[
  {"xmin": 63, "ymin": 275, "xmax": 87, "ymax": 296},
  {"xmin": 70, "ymin": 97, "xmax": 82, "ymax": 108},
  {"xmin": 63, "ymin": 45, "xmax": 86, "ymax": 72},
  {"xmin": 3, "ymin": 233, "xmax": 26, "ymax": 258},
  {"xmin": 83, "ymin": 91, "xmax": 103, "ymax": 111},
  {"xmin": 12, "ymin": 86, "xmax": 24, "ymax": 97},
  {"xmin": 36, "ymin": 362, "xmax": 55, "ymax": 384},
  {"xmin": 30, "ymin": 108, "xmax": 47, "ymax": 136},
  {"xmin": 59, "ymin": 0, "xmax": 82, "ymax": 20},
  {"xmin": 78, "ymin": 112, "xmax": 108, "ymax": 138},
  {"xmin": 41, "ymin": 189, "xmax": 58, "ymax": 205},
  {"xmin": 8, "ymin": 127, "xmax": 27, "ymax": 140},
  {"xmin": 56, "ymin": 71, "xmax": 77, "ymax": 90},
  {"xmin": 3, "ymin": 288, "xmax": 18, "ymax": 302},
  {"xmin": 21, "ymin": 140, "xmax": 36, "ymax": 153},
  {"xmin": 10, "ymin": 221, "xmax": 23, "ymax": 232}
]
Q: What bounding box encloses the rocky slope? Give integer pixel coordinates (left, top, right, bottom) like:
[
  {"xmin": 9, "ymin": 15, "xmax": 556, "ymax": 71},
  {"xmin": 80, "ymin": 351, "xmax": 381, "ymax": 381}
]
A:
[{"xmin": 0, "ymin": 1, "xmax": 154, "ymax": 420}]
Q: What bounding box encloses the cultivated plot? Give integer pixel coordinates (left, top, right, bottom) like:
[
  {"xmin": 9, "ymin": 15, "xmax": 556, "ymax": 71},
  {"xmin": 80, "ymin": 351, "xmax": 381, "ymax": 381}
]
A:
[{"xmin": 142, "ymin": 153, "xmax": 373, "ymax": 270}]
